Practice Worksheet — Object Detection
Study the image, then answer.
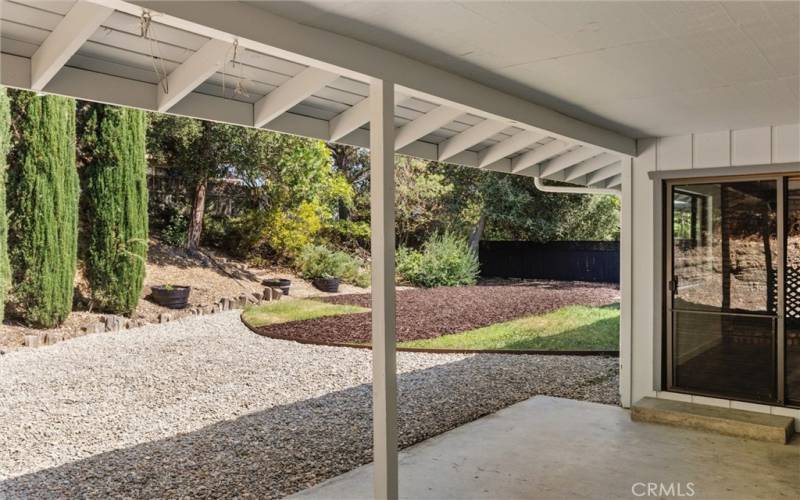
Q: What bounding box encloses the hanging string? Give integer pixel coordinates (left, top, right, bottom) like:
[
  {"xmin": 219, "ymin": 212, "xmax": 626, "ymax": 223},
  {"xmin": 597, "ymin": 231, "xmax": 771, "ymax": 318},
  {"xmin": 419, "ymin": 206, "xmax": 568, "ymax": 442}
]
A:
[
  {"xmin": 138, "ymin": 10, "xmax": 169, "ymax": 94},
  {"xmin": 220, "ymin": 39, "xmax": 250, "ymax": 99},
  {"xmin": 232, "ymin": 40, "xmax": 250, "ymax": 98}
]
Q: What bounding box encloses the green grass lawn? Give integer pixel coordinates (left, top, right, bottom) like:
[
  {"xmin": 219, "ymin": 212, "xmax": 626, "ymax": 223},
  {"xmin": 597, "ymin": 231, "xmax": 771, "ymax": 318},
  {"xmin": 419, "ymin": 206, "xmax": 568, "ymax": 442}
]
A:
[
  {"xmin": 399, "ymin": 303, "xmax": 620, "ymax": 351},
  {"xmin": 242, "ymin": 299, "xmax": 369, "ymax": 327}
]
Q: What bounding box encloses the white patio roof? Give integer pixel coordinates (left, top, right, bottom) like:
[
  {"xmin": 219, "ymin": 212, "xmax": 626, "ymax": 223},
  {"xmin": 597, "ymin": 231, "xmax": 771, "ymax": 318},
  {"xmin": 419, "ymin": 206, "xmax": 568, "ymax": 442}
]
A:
[
  {"xmin": 0, "ymin": 0, "xmax": 642, "ymax": 191},
  {"xmin": 259, "ymin": 1, "xmax": 799, "ymax": 140}
]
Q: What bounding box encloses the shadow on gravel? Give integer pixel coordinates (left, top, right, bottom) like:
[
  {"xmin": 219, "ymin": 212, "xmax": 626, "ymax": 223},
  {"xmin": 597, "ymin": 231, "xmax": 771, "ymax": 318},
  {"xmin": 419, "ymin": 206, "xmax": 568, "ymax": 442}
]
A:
[{"xmin": 0, "ymin": 354, "xmax": 618, "ymax": 499}]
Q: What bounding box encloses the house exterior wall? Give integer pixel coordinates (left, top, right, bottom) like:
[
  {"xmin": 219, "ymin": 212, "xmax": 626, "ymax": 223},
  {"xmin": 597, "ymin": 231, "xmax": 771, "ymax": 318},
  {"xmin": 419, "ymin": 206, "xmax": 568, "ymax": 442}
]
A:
[{"xmin": 626, "ymin": 124, "xmax": 800, "ymax": 430}]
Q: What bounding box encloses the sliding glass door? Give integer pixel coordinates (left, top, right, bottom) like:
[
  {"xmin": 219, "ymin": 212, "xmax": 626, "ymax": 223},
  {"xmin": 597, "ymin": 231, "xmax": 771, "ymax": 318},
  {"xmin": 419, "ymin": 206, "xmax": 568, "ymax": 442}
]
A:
[
  {"xmin": 666, "ymin": 175, "xmax": 800, "ymax": 407},
  {"xmin": 667, "ymin": 179, "xmax": 779, "ymax": 403}
]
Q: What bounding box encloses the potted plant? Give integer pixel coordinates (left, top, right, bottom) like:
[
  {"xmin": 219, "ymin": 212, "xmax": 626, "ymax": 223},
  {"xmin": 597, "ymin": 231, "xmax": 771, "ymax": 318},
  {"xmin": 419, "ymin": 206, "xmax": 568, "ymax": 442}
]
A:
[
  {"xmin": 297, "ymin": 245, "xmax": 351, "ymax": 293},
  {"xmin": 312, "ymin": 275, "xmax": 340, "ymax": 293},
  {"xmin": 151, "ymin": 284, "xmax": 191, "ymax": 309},
  {"xmin": 262, "ymin": 278, "xmax": 292, "ymax": 295}
]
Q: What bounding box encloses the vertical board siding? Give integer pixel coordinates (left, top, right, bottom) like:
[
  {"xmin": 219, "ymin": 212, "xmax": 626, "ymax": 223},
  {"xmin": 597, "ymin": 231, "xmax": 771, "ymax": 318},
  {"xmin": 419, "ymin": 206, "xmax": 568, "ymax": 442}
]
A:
[
  {"xmin": 652, "ymin": 123, "xmax": 799, "ymax": 172},
  {"xmin": 732, "ymin": 127, "xmax": 772, "ymax": 166},
  {"xmin": 479, "ymin": 241, "xmax": 620, "ymax": 283},
  {"xmin": 773, "ymin": 124, "xmax": 800, "ymax": 164},
  {"xmin": 692, "ymin": 130, "xmax": 731, "ymax": 168}
]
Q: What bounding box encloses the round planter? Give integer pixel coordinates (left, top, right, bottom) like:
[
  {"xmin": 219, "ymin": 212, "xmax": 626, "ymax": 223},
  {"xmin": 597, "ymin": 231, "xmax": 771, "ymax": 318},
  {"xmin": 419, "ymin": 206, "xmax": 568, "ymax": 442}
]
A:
[
  {"xmin": 262, "ymin": 278, "xmax": 291, "ymax": 295},
  {"xmin": 312, "ymin": 277, "xmax": 340, "ymax": 293},
  {"xmin": 151, "ymin": 285, "xmax": 191, "ymax": 309}
]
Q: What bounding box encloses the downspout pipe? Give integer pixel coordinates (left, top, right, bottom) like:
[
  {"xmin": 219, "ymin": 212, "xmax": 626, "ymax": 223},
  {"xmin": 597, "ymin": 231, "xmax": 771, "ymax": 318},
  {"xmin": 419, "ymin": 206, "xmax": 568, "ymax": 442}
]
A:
[{"xmin": 534, "ymin": 176, "xmax": 619, "ymax": 196}]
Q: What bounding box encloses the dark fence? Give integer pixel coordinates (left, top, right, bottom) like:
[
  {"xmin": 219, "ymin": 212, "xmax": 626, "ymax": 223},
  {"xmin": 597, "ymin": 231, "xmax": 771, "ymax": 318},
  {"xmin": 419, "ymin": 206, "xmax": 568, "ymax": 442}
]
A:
[{"xmin": 479, "ymin": 240, "xmax": 620, "ymax": 283}]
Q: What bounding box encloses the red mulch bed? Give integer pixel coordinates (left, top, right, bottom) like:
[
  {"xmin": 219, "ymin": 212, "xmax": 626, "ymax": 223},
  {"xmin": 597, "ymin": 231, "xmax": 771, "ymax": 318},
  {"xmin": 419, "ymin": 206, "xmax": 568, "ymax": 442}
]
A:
[{"xmin": 250, "ymin": 281, "xmax": 620, "ymax": 344}]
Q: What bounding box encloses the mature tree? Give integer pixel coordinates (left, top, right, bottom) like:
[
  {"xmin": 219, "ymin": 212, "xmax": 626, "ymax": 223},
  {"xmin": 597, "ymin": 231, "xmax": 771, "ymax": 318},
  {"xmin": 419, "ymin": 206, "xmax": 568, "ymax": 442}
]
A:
[
  {"xmin": 433, "ymin": 163, "xmax": 619, "ymax": 244},
  {"xmin": 0, "ymin": 88, "xmax": 10, "ymax": 321},
  {"xmin": 79, "ymin": 103, "xmax": 148, "ymax": 314},
  {"xmin": 394, "ymin": 156, "xmax": 454, "ymax": 246},
  {"xmin": 476, "ymin": 172, "xmax": 620, "ymax": 242},
  {"xmin": 149, "ymin": 115, "xmax": 349, "ymax": 256},
  {"xmin": 7, "ymin": 90, "xmax": 79, "ymax": 327},
  {"xmin": 328, "ymin": 143, "xmax": 370, "ymax": 219},
  {"xmin": 148, "ymin": 116, "xmax": 246, "ymax": 251}
]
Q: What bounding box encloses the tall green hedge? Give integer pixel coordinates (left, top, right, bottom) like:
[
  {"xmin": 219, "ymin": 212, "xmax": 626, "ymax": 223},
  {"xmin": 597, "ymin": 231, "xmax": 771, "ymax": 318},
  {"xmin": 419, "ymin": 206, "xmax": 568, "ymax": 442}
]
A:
[
  {"xmin": 81, "ymin": 104, "xmax": 148, "ymax": 314},
  {"xmin": 0, "ymin": 88, "xmax": 10, "ymax": 322},
  {"xmin": 7, "ymin": 91, "xmax": 79, "ymax": 327}
]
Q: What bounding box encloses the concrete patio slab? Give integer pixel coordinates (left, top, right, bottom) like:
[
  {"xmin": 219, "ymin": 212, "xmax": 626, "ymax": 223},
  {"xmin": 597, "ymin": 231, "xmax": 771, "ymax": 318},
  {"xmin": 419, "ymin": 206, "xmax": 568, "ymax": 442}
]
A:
[{"xmin": 291, "ymin": 396, "xmax": 800, "ymax": 500}]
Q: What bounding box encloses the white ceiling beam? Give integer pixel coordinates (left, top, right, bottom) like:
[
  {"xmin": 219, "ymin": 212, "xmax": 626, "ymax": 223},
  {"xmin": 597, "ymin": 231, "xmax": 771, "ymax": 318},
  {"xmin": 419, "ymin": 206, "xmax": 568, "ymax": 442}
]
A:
[
  {"xmin": 539, "ymin": 146, "xmax": 599, "ymax": 178},
  {"xmin": 30, "ymin": 1, "xmax": 114, "ymax": 91},
  {"xmin": 564, "ymin": 153, "xmax": 618, "ymax": 181},
  {"xmin": 478, "ymin": 130, "xmax": 544, "ymax": 168},
  {"xmin": 157, "ymin": 39, "xmax": 232, "ymax": 112},
  {"xmin": 329, "ymin": 97, "xmax": 370, "ymax": 142},
  {"xmin": 395, "ymin": 106, "xmax": 463, "ymax": 150},
  {"xmin": 125, "ymin": 0, "xmax": 636, "ymax": 156},
  {"xmin": 1, "ymin": 53, "xmax": 519, "ymax": 175},
  {"xmin": 437, "ymin": 119, "xmax": 509, "ymax": 162},
  {"xmin": 254, "ymin": 66, "xmax": 339, "ymax": 128},
  {"xmin": 586, "ymin": 162, "xmax": 622, "ymax": 185},
  {"xmin": 510, "ymin": 140, "xmax": 570, "ymax": 174},
  {"xmin": 605, "ymin": 174, "xmax": 623, "ymax": 189}
]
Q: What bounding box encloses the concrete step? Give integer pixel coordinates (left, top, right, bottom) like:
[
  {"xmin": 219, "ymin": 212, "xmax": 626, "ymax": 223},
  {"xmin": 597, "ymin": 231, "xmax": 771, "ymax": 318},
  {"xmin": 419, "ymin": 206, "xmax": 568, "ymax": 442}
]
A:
[{"xmin": 631, "ymin": 397, "xmax": 795, "ymax": 444}]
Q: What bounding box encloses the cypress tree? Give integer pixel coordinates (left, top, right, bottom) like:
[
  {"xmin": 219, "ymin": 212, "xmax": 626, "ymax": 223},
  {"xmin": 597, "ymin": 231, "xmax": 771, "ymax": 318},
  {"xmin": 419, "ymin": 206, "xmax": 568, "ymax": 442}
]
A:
[
  {"xmin": 80, "ymin": 103, "xmax": 148, "ymax": 314},
  {"xmin": 7, "ymin": 91, "xmax": 79, "ymax": 328},
  {"xmin": 0, "ymin": 88, "xmax": 10, "ymax": 322}
]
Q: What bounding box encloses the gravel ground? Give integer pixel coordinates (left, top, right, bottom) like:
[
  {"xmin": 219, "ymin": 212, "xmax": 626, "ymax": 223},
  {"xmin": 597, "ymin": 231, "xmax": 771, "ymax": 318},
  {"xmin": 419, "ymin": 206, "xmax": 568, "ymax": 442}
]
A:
[
  {"xmin": 256, "ymin": 281, "xmax": 620, "ymax": 344},
  {"xmin": 0, "ymin": 311, "xmax": 618, "ymax": 499}
]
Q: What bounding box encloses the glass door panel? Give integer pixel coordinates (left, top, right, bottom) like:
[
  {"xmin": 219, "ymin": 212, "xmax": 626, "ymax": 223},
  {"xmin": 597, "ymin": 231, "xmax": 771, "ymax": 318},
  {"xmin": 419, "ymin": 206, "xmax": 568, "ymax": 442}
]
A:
[{"xmin": 670, "ymin": 180, "xmax": 778, "ymax": 403}]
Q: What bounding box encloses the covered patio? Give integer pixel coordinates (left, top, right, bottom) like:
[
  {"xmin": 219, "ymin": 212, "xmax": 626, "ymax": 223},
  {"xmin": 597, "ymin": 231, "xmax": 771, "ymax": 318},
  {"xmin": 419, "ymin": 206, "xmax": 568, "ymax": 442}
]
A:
[
  {"xmin": 1, "ymin": 0, "xmax": 798, "ymax": 498},
  {"xmin": 293, "ymin": 396, "xmax": 800, "ymax": 500}
]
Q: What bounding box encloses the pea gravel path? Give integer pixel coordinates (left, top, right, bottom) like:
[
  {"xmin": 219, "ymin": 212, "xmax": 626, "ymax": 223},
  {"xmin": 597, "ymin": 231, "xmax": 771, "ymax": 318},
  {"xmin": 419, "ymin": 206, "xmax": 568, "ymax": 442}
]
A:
[{"xmin": 0, "ymin": 311, "xmax": 619, "ymax": 499}]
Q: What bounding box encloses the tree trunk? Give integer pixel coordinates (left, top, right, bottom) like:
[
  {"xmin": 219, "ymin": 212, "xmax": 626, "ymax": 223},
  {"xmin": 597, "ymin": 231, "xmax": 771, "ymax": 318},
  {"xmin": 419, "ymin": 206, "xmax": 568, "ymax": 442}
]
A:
[
  {"xmin": 186, "ymin": 177, "xmax": 207, "ymax": 252},
  {"xmin": 468, "ymin": 212, "xmax": 486, "ymax": 254}
]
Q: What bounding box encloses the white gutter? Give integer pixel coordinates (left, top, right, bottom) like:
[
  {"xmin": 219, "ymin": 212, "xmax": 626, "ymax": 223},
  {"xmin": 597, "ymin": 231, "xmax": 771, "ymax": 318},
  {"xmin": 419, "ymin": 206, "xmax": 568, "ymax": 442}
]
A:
[{"xmin": 534, "ymin": 176, "xmax": 619, "ymax": 196}]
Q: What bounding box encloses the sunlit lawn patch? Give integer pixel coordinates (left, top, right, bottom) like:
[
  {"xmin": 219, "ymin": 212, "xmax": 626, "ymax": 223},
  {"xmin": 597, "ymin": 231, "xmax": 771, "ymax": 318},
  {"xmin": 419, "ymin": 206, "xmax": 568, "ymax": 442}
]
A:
[
  {"xmin": 242, "ymin": 299, "xmax": 369, "ymax": 327},
  {"xmin": 399, "ymin": 303, "xmax": 619, "ymax": 351}
]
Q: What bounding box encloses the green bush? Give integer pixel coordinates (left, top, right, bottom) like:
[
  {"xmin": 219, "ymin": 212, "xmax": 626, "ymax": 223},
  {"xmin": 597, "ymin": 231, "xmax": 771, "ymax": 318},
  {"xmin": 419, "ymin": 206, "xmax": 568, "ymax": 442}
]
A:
[
  {"xmin": 296, "ymin": 244, "xmax": 370, "ymax": 287},
  {"xmin": 0, "ymin": 88, "xmax": 10, "ymax": 322},
  {"xmin": 7, "ymin": 91, "xmax": 79, "ymax": 327},
  {"xmin": 320, "ymin": 219, "xmax": 371, "ymax": 252},
  {"xmin": 80, "ymin": 103, "xmax": 148, "ymax": 315},
  {"xmin": 396, "ymin": 232, "xmax": 479, "ymax": 288},
  {"xmin": 160, "ymin": 206, "xmax": 188, "ymax": 247}
]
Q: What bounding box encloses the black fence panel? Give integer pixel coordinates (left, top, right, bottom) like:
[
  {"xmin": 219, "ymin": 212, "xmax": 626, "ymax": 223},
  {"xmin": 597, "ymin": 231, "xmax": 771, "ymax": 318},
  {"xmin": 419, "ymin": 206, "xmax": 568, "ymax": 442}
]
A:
[{"xmin": 479, "ymin": 241, "xmax": 620, "ymax": 283}]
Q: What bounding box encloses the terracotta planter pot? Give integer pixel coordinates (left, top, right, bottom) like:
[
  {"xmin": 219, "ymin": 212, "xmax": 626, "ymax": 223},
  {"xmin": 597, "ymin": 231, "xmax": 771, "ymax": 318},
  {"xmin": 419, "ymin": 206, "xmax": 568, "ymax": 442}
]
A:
[
  {"xmin": 313, "ymin": 277, "xmax": 340, "ymax": 293},
  {"xmin": 151, "ymin": 285, "xmax": 191, "ymax": 309},
  {"xmin": 262, "ymin": 278, "xmax": 291, "ymax": 295}
]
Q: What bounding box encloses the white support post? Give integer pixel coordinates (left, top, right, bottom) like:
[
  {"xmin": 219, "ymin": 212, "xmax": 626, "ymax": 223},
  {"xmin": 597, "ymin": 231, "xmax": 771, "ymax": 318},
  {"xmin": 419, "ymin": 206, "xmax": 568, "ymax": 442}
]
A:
[
  {"xmin": 369, "ymin": 78, "xmax": 398, "ymax": 500},
  {"xmin": 619, "ymin": 157, "xmax": 634, "ymax": 408}
]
